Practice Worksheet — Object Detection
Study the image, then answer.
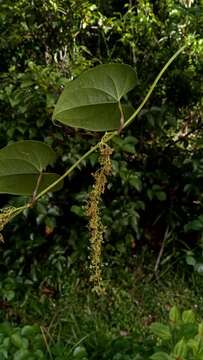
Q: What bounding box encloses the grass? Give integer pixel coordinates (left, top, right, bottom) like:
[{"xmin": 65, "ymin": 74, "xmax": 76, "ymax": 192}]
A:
[{"xmin": 0, "ymin": 247, "xmax": 203, "ymax": 359}]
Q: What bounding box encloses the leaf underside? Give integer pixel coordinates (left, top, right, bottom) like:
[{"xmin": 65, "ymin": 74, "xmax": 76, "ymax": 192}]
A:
[
  {"xmin": 0, "ymin": 140, "xmax": 56, "ymax": 172},
  {"xmin": 53, "ymin": 63, "xmax": 137, "ymax": 131},
  {"xmin": 0, "ymin": 141, "xmax": 62, "ymax": 195},
  {"xmin": 0, "ymin": 173, "xmax": 62, "ymax": 195}
]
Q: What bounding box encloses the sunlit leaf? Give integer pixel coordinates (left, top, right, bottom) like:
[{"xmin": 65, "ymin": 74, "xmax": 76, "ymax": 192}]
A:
[{"xmin": 150, "ymin": 322, "xmax": 171, "ymax": 340}]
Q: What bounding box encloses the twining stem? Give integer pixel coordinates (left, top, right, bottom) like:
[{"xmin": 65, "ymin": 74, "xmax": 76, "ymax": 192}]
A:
[
  {"xmin": 121, "ymin": 45, "xmax": 187, "ymax": 131},
  {"xmin": 35, "ymin": 143, "xmax": 99, "ymax": 201},
  {"xmin": 35, "ymin": 45, "xmax": 186, "ymax": 202}
]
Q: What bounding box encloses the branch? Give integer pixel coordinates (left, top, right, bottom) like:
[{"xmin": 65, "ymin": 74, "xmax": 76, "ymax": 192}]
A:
[{"xmin": 165, "ymin": 122, "xmax": 203, "ymax": 149}]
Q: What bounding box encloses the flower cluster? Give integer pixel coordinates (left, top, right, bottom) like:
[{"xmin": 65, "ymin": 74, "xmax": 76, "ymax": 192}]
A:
[{"xmin": 86, "ymin": 140, "xmax": 113, "ymax": 294}]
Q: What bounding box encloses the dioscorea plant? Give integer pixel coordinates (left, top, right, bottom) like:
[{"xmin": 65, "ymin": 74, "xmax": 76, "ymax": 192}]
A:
[{"xmin": 0, "ymin": 46, "xmax": 186, "ymax": 293}]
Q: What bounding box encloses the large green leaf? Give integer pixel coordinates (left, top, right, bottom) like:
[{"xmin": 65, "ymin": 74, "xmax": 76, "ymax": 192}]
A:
[
  {"xmin": 0, "ymin": 172, "xmax": 62, "ymax": 196},
  {"xmin": 0, "ymin": 141, "xmax": 62, "ymax": 195},
  {"xmin": 0, "ymin": 140, "xmax": 56, "ymax": 172},
  {"xmin": 53, "ymin": 63, "xmax": 137, "ymax": 131}
]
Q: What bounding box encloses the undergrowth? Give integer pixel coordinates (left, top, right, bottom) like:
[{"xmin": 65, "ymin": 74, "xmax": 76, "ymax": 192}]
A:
[{"xmin": 0, "ymin": 251, "xmax": 202, "ymax": 359}]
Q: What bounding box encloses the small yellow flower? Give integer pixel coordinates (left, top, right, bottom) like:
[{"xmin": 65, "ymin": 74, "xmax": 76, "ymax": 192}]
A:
[
  {"xmin": 0, "ymin": 206, "xmax": 26, "ymax": 242},
  {"xmin": 86, "ymin": 139, "xmax": 113, "ymax": 295}
]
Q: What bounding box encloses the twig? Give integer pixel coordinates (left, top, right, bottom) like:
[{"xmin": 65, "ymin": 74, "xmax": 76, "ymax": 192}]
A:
[
  {"xmin": 154, "ymin": 226, "xmax": 171, "ymax": 275},
  {"xmin": 165, "ymin": 122, "xmax": 203, "ymax": 149}
]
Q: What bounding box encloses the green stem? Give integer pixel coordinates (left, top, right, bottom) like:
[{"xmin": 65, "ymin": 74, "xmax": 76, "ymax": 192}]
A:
[
  {"xmin": 122, "ymin": 44, "xmax": 187, "ymax": 131},
  {"xmin": 35, "ymin": 143, "xmax": 99, "ymax": 201},
  {"xmin": 35, "ymin": 45, "xmax": 186, "ymax": 202}
]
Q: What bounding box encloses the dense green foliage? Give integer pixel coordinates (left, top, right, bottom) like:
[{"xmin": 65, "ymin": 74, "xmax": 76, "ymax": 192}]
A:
[
  {"xmin": 0, "ymin": 0, "xmax": 202, "ymax": 358},
  {"xmin": 150, "ymin": 306, "xmax": 203, "ymax": 359}
]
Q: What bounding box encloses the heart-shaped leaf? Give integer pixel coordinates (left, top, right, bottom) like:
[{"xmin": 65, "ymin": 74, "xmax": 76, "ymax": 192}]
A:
[
  {"xmin": 53, "ymin": 63, "xmax": 137, "ymax": 131},
  {"xmin": 0, "ymin": 140, "xmax": 56, "ymax": 171},
  {"xmin": 0, "ymin": 141, "xmax": 62, "ymax": 195}
]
